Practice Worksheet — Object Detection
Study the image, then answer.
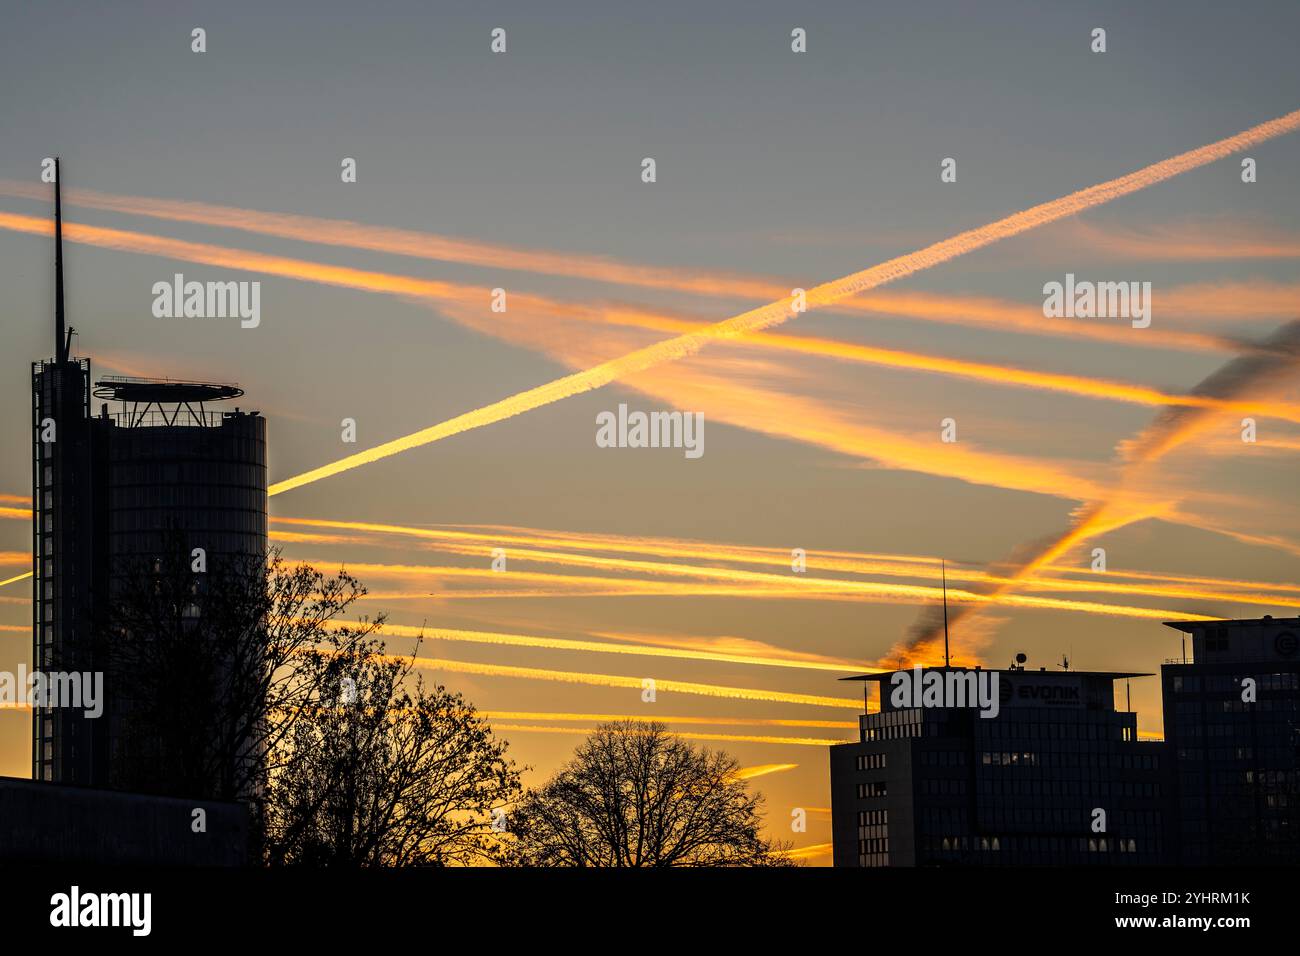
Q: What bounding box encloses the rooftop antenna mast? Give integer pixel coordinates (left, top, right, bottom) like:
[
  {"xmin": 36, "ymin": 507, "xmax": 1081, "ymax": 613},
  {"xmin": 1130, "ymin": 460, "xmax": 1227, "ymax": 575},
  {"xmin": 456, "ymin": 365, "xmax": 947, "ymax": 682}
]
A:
[
  {"xmin": 942, "ymin": 559, "xmax": 951, "ymax": 667},
  {"xmin": 54, "ymin": 156, "xmax": 67, "ymax": 363}
]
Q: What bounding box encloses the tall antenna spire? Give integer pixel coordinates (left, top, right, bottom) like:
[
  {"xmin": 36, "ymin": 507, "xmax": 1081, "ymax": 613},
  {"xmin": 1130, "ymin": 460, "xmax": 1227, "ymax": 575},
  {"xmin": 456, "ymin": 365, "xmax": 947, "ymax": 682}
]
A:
[
  {"xmin": 54, "ymin": 156, "xmax": 66, "ymax": 362},
  {"xmin": 941, "ymin": 559, "xmax": 951, "ymax": 667}
]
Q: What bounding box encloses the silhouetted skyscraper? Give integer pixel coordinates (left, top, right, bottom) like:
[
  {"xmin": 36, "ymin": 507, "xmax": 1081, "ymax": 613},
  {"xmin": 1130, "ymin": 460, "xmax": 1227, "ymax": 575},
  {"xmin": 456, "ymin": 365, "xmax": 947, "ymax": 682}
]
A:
[
  {"xmin": 31, "ymin": 162, "xmax": 267, "ymax": 788},
  {"xmin": 1162, "ymin": 616, "xmax": 1300, "ymax": 864}
]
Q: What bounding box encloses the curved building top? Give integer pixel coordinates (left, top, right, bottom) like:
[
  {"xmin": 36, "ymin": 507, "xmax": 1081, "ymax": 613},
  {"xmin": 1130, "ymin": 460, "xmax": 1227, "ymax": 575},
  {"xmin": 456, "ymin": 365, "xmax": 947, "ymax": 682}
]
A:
[{"xmin": 93, "ymin": 377, "xmax": 244, "ymax": 404}]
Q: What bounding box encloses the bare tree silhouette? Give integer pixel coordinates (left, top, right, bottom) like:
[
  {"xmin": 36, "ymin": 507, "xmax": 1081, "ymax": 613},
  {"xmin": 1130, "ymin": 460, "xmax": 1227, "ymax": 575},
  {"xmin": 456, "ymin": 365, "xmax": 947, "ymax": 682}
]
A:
[
  {"xmin": 265, "ymin": 638, "xmax": 520, "ymax": 866},
  {"xmin": 98, "ymin": 538, "xmax": 382, "ymax": 808},
  {"xmin": 501, "ymin": 721, "xmax": 793, "ymax": 867},
  {"xmin": 98, "ymin": 537, "xmax": 519, "ymax": 865}
]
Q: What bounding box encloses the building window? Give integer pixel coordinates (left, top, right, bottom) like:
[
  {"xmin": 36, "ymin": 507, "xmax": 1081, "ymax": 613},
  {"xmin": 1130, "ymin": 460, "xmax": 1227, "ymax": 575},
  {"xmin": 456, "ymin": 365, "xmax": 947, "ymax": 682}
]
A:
[{"xmin": 855, "ymin": 753, "xmax": 886, "ymax": 771}]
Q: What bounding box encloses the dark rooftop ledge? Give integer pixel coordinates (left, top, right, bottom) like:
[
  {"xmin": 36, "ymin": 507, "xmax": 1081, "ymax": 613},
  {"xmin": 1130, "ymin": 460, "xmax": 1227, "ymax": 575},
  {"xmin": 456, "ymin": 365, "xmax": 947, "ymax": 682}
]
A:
[{"xmin": 840, "ymin": 667, "xmax": 1153, "ymax": 682}]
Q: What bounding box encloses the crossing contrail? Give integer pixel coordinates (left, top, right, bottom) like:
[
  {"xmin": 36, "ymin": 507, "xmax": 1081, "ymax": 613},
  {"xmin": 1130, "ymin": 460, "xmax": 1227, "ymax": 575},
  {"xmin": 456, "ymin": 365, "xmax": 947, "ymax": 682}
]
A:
[
  {"xmin": 5, "ymin": 207, "xmax": 1297, "ymax": 510},
  {"xmin": 900, "ymin": 318, "xmax": 1300, "ymax": 660},
  {"xmin": 0, "ymin": 209, "xmax": 1261, "ymax": 419},
  {"xmin": 2, "ymin": 179, "xmax": 1280, "ymax": 351},
  {"xmin": 504, "ymin": 301, "xmax": 1300, "ymax": 418},
  {"xmin": 268, "ymin": 107, "xmax": 1300, "ymax": 496}
]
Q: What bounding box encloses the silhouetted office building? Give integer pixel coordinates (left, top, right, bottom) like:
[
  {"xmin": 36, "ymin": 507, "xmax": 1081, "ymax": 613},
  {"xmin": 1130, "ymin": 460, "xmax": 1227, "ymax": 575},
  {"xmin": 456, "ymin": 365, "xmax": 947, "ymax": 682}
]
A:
[
  {"xmin": 829, "ymin": 665, "xmax": 1169, "ymax": 866},
  {"xmin": 31, "ymin": 162, "xmax": 267, "ymax": 788},
  {"xmin": 0, "ymin": 777, "xmax": 250, "ymax": 865},
  {"xmin": 1162, "ymin": 616, "xmax": 1300, "ymax": 865}
]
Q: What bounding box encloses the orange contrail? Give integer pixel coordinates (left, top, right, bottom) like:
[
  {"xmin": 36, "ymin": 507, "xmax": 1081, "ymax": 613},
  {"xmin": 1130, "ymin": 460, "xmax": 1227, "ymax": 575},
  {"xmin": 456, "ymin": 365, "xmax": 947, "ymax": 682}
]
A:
[
  {"xmin": 423, "ymin": 239, "xmax": 1299, "ymax": 513},
  {"xmin": 0, "ymin": 210, "xmax": 489, "ymax": 307},
  {"xmin": 619, "ymin": 359, "xmax": 1300, "ymax": 562},
  {"xmin": 529, "ymin": 300, "xmax": 1300, "ymax": 419},
  {"xmin": 629, "ymin": 316, "xmax": 1300, "ymax": 419},
  {"xmin": 490, "ymin": 724, "xmax": 843, "ymax": 747},
  {"xmin": 315, "ymin": 562, "xmax": 897, "ymax": 601},
  {"xmin": 266, "ymin": 108, "xmax": 1300, "ymax": 496},
  {"xmin": 3, "ymin": 190, "xmax": 1286, "ymax": 521},
  {"xmin": 0, "ymin": 179, "xmax": 777, "ymax": 297},
  {"xmin": 342, "ymin": 569, "xmax": 1284, "ymax": 612},
  {"xmin": 618, "ymin": 361, "xmax": 1108, "ymax": 501},
  {"xmin": 0, "ymin": 502, "xmax": 1275, "ymax": 610},
  {"xmin": 402, "ymin": 656, "xmax": 864, "ymax": 709},
  {"xmin": 272, "ymin": 514, "xmax": 941, "ymax": 568},
  {"xmin": 1, "ymin": 208, "xmax": 1264, "ymax": 440},
  {"xmin": 270, "ymin": 516, "xmax": 1300, "ymax": 609},
  {"xmin": 1200, "ymin": 434, "xmax": 1300, "ymax": 455},
  {"xmin": 1166, "ymin": 511, "xmax": 1300, "ymax": 560},
  {"xmin": 3, "ymin": 206, "xmax": 1289, "ymax": 504},
  {"xmin": 358, "ymin": 586, "xmax": 855, "ymax": 600},
  {"xmin": 841, "ymin": 288, "xmax": 1245, "ymax": 354},
  {"xmin": 356, "ymin": 621, "xmax": 865, "ymax": 672},
  {"xmin": 1047, "ymin": 563, "xmax": 1300, "ymax": 597},
  {"xmin": 1153, "ymin": 279, "xmax": 1300, "ymax": 320},
  {"xmin": 309, "ymin": 556, "xmax": 1213, "ymax": 621},
  {"xmin": 902, "ymin": 320, "xmax": 1300, "ymax": 656},
  {"xmin": 480, "ymin": 712, "xmax": 855, "ymax": 730},
  {"xmin": 269, "ymin": 529, "xmax": 371, "ymax": 546},
  {"xmin": 1067, "ymin": 219, "xmax": 1300, "ymax": 262},
  {"xmin": 429, "ymin": 291, "xmax": 1300, "ymax": 505},
  {"xmin": 409, "ymin": 541, "xmax": 1290, "ymax": 610},
  {"xmin": 734, "ymin": 764, "xmax": 801, "ymax": 780},
  {"xmin": 1, "ymin": 179, "xmax": 1258, "ymax": 352}
]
